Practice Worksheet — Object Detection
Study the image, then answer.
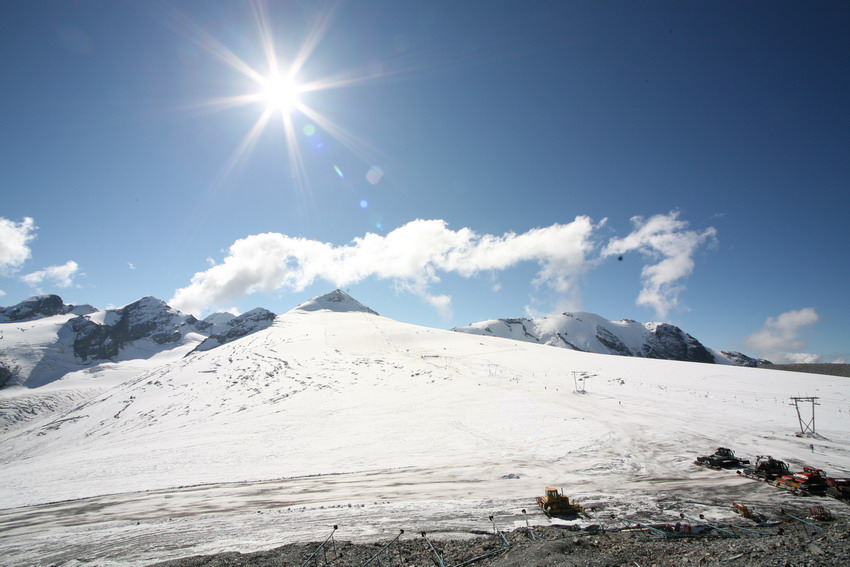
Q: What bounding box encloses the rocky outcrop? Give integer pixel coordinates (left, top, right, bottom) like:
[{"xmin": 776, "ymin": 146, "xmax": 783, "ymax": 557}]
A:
[
  {"xmin": 595, "ymin": 325, "xmax": 632, "ymax": 356},
  {"xmin": 63, "ymin": 297, "xmax": 201, "ymax": 362},
  {"xmin": 0, "ymin": 295, "xmax": 95, "ymax": 322},
  {"xmin": 719, "ymin": 350, "xmax": 772, "ymax": 367},
  {"xmin": 0, "ymin": 362, "xmax": 13, "ymax": 389},
  {"xmin": 503, "ymin": 319, "xmax": 541, "ymax": 341},
  {"xmin": 192, "ymin": 308, "xmax": 276, "ymax": 353},
  {"xmin": 642, "ymin": 323, "xmax": 714, "ymax": 363}
]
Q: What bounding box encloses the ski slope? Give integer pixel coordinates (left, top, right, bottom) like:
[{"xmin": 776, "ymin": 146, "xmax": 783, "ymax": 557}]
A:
[{"xmin": 1, "ymin": 299, "xmax": 849, "ymax": 565}]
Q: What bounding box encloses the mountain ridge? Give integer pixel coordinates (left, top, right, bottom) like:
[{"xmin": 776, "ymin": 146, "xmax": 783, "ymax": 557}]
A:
[
  {"xmin": 1, "ymin": 291, "xmax": 767, "ymax": 393},
  {"xmin": 452, "ymin": 312, "xmax": 770, "ymax": 366}
]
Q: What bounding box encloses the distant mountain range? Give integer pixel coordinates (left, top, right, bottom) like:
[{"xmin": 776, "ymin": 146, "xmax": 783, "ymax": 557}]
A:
[
  {"xmin": 452, "ymin": 312, "xmax": 770, "ymax": 367},
  {"xmin": 0, "ymin": 290, "xmax": 766, "ymax": 390}
]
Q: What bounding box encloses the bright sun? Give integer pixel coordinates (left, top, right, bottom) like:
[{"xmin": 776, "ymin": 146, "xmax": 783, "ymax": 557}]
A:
[
  {"xmin": 178, "ymin": 4, "xmax": 381, "ymax": 193},
  {"xmin": 259, "ymin": 73, "xmax": 301, "ymax": 114}
]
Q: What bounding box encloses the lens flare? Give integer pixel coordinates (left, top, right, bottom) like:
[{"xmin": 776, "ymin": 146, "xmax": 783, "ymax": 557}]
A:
[
  {"xmin": 366, "ymin": 165, "xmax": 384, "ymax": 185},
  {"xmin": 164, "ymin": 1, "xmax": 394, "ymax": 204}
]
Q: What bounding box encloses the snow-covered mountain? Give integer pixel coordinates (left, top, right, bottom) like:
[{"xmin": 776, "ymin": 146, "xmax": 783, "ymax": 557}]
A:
[
  {"xmin": 453, "ymin": 312, "xmax": 769, "ymax": 366},
  {"xmin": 192, "ymin": 307, "xmax": 276, "ymax": 352},
  {"xmin": 0, "ymin": 294, "xmax": 276, "ymax": 390},
  {"xmin": 1, "ymin": 290, "xmax": 848, "ymax": 566},
  {"xmin": 0, "ymin": 293, "xmax": 95, "ymax": 322},
  {"xmin": 290, "ymin": 288, "xmax": 379, "ymax": 314},
  {"xmin": 0, "ymin": 294, "xmax": 277, "ymax": 432}
]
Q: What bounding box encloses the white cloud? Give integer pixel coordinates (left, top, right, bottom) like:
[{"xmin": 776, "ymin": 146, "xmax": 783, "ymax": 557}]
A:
[
  {"xmin": 0, "ymin": 217, "xmax": 36, "ymax": 274},
  {"xmin": 0, "ymin": 289, "xmax": 6, "ymax": 297},
  {"xmin": 171, "ymin": 214, "xmax": 718, "ymax": 319},
  {"xmin": 745, "ymin": 308, "xmax": 820, "ymax": 363},
  {"xmin": 21, "ymin": 260, "xmax": 80, "ymax": 290},
  {"xmin": 783, "ymin": 352, "xmax": 821, "ymax": 364},
  {"xmin": 128, "ymin": 262, "xmax": 136, "ymax": 271},
  {"xmin": 602, "ymin": 211, "xmax": 717, "ymax": 318},
  {"xmin": 171, "ymin": 218, "xmax": 600, "ymax": 315}
]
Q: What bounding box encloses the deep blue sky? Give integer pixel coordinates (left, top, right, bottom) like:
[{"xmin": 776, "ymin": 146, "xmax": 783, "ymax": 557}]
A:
[{"xmin": 1, "ymin": 0, "xmax": 848, "ymax": 363}]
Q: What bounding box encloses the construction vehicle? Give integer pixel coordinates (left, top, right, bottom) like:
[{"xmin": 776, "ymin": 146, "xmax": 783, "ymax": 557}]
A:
[
  {"xmin": 738, "ymin": 455, "xmax": 790, "ymax": 481},
  {"xmin": 536, "ymin": 488, "xmax": 584, "ymax": 517},
  {"xmin": 771, "ymin": 466, "xmax": 828, "ymax": 496},
  {"xmin": 825, "ymin": 477, "xmax": 850, "ymax": 503},
  {"xmin": 694, "ymin": 447, "xmax": 750, "ymax": 470},
  {"xmin": 731, "ymin": 502, "xmax": 766, "ymax": 523},
  {"xmin": 731, "ymin": 502, "xmax": 753, "ymax": 518}
]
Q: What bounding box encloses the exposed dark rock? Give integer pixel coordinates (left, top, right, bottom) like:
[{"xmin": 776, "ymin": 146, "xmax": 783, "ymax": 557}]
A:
[
  {"xmin": 151, "ymin": 517, "xmax": 850, "ymax": 567},
  {"xmin": 0, "ymin": 295, "xmax": 66, "ymax": 322},
  {"xmin": 0, "ymin": 363, "xmax": 13, "ymax": 388},
  {"xmin": 192, "ymin": 308, "xmax": 277, "ymax": 353},
  {"xmin": 503, "ymin": 318, "xmax": 539, "ymax": 341},
  {"xmin": 761, "ymin": 363, "xmax": 850, "ymax": 378},
  {"xmin": 0, "ymin": 294, "xmax": 97, "ymax": 322},
  {"xmin": 63, "ymin": 297, "xmax": 200, "ymax": 362},
  {"xmin": 554, "ymin": 333, "xmax": 585, "ymax": 352},
  {"xmin": 642, "ymin": 323, "xmax": 714, "ymax": 363},
  {"xmin": 595, "ymin": 325, "xmax": 632, "ymax": 356},
  {"xmin": 721, "ymin": 350, "xmax": 771, "ymax": 367}
]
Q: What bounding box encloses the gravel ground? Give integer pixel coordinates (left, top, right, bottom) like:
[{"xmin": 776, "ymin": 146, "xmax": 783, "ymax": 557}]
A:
[{"xmin": 151, "ymin": 516, "xmax": 850, "ymax": 567}]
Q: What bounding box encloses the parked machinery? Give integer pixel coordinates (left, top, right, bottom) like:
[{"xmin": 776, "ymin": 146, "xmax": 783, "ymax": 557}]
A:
[
  {"xmin": 738, "ymin": 455, "xmax": 790, "ymax": 481},
  {"xmin": 694, "ymin": 447, "xmax": 750, "ymax": 469},
  {"xmin": 825, "ymin": 477, "xmax": 850, "ymax": 502},
  {"xmin": 536, "ymin": 487, "xmax": 584, "ymax": 517},
  {"xmin": 770, "ymin": 466, "xmax": 828, "ymax": 496}
]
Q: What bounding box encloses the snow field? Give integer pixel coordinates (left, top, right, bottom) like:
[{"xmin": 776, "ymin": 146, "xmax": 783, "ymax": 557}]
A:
[{"xmin": 1, "ymin": 308, "xmax": 849, "ymax": 565}]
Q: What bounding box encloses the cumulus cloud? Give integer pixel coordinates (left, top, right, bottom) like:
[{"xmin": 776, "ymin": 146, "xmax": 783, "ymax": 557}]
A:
[
  {"xmin": 745, "ymin": 308, "xmax": 820, "ymax": 363},
  {"xmin": 171, "ymin": 217, "xmax": 601, "ymax": 315},
  {"xmin": 783, "ymin": 352, "xmax": 821, "ymax": 364},
  {"xmin": 21, "ymin": 260, "xmax": 80, "ymax": 290},
  {"xmin": 602, "ymin": 211, "xmax": 717, "ymax": 318},
  {"xmin": 0, "ymin": 217, "xmax": 36, "ymax": 274},
  {"xmin": 171, "ymin": 214, "xmax": 717, "ymax": 319}
]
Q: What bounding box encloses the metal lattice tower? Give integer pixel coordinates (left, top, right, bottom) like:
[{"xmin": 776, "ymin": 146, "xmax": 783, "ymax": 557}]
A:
[
  {"xmin": 571, "ymin": 371, "xmax": 596, "ymax": 394},
  {"xmin": 789, "ymin": 396, "xmax": 820, "ymax": 436}
]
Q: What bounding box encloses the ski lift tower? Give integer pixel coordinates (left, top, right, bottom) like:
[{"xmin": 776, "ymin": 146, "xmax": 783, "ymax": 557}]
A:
[
  {"xmin": 572, "ymin": 371, "xmax": 596, "ymax": 394},
  {"xmin": 789, "ymin": 396, "xmax": 820, "ymax": 437}
]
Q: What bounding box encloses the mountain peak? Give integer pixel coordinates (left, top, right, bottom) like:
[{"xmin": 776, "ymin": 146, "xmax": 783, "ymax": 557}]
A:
[
  {"xmin": 290, "ymin": 289, "xmax": 378, "ymax": 315},
  {"xmin": 0, "ymin": 294, "xmax": 95, "ymax": 322}
]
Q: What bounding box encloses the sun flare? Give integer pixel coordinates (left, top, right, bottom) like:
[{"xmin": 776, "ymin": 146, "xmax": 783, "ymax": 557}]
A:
[
  {"xmin": 259, "ymin": 72, "xmax": 301, "ymax": 114},
  {"xmin": 172, "ymin": 1, "xmax": 387, "ymax": 196}
]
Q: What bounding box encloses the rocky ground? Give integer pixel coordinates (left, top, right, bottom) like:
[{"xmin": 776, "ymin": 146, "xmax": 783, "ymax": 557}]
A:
[
  {"xmin": 759, "ymin": 363, "xmax": 850, "ymax": 378},
  {"xmin": 151, "ymin": 516, "xmax": 850, "ymax": 567}
]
